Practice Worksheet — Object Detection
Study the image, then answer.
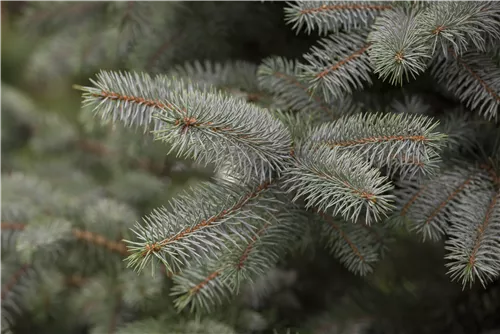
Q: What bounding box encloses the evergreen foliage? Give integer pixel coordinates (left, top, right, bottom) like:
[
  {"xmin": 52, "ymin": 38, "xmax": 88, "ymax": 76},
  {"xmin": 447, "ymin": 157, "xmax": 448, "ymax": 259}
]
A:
[{"xmin": 3, "ymin": 1, "xmax": 500, "ymax": 333}]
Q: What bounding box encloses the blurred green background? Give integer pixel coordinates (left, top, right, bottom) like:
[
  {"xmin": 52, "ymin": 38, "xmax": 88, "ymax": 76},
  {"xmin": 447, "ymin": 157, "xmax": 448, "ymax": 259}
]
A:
[{"xmin": 2, "ymin": 2, "xmax": 500, "ymax": 334}]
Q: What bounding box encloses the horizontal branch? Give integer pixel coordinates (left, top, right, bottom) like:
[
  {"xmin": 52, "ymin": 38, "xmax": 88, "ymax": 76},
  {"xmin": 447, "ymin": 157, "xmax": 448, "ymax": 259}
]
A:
[
  {"xmin": 141, "ymin": 181, "xmax": 272, "ymax": 257},
  {"xmin": 190, "ymin": 270, "xmax": 221, "ymax": 295},
  {"xmin": 1, "ymin": 222, "xmax": 25, "ymax": 231},
  {"xmin": 316, "ymin": 43, "xmax": 372, "ymax": 79},
  {"xmin": 419, "ymin": 1, "xmax": 500, "ymax": 56},
  {"xmin": 285, "ymin": 1, "xmax": 392, "ymax": 35},
  {"xmin": 72, "ymin": 229, "xmax": 129, "ymax": 256},
  {"xmin": 258, "ymin": 57, "xmax": 335, "ymax": 114},
  {"xmin": 309, "ymin": 112, "xmax": 445, "ymax": 178},
  {"xmin": 300, "ymin": 29, "xmax": 373, "ymax": 102},
  {"xmin": 126, "ymin": 178, "xmax": 282, "ymax": 274},
  {"xmin": 324, "ymin": 135, "xmax": 428, "ymax": 148},
  {"xmin": 1, "ymin": 222, "xmax": 129, "ymax": 256},
  {"xmin": 78, "ymin": 70, "xmax": 292, "ymax": 180},
  {"xmin": 272, "ymin": 71, "xmax": 330, "ymax": 113},
  {"xmin": 90, "ymin": 89, "xmax": 180, "ymax": 112},
  {"xmin": 300, "ymin": 3, "xmax": 392, "ymax": 15},
  {"xmin": 286, "ymin": 144, "xmax": 394, "ymax": 224}
]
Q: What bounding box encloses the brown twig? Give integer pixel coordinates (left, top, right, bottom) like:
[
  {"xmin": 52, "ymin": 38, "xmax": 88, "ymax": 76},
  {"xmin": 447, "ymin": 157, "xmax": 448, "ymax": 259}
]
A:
[
  {"xmin": 468, "ymin": 192, "xmax": 499, "ymax": 268},
  {"xmin": 189, "ymin": 270, "xmax": 220, "ymax": 295},
  {"xmin": 300, "ymin": 4, "xmax": 392, "ymax": 15},
  {"xmin": 237, "ymin": 222, "xmax": 271, "ymax": 269},
  {"xmin": 142, "ymin": 180, "xmax": 272, "ymax": 257},
  {"xmin": 325, "ymin": 135, "xmax": 428, "ymax": 148},
  {"xmin": 316, "ymin": 210, "xmax": 365, "ymax": 261},
  {"xmin": 272, "ymin": 72, "xmax": 331, "ymax": 114},
  {"xmin": 449, "ymin": 49, "xmax": 500, "ymax": 102},
  {"xmin": 424, "ymin": 175, "xmax": 475, "ymax": 226},
  {"xmin": 1, "ymin": 264, "xmax": 30, "ymax": 300},
  {"xmin": 316, "ymin": 44, "xmax": 371, "ymax": 79},
  {"xmin": 1, "ymin": 222, "xmax": 129, "ymax": 256}
]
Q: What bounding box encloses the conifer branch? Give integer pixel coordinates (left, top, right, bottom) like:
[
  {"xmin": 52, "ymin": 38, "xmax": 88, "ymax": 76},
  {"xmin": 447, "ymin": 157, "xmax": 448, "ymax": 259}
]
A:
[
  {"xmin": 144, "ymin": 181, "xmax": 271, "ymax": 254},
  {"xmin": 11, "ymin": 0, "xmax": 500, "ymax": 328},
  {"xmin": 446, "ymin": 185, "xmax": 500, "ymax": 288},
  {"xmin": 169, "ymin": 60, "xmax": 262, "ymax": 101},
  {"xmin": 481, "ymin": 163, "xmax": 500, "ymax": 186},
  {"xmin": 309, "ymin": 113, "xmax": 445, "ymax": 178},
  {"xmin": 299, "ymin": 3, "xmax": 391, "ymax": 15},
  {"xmin": 314, "ymin": 209, "xmax": 382, "ymax": 275},
  {"xmin": 91, "ymin": 90, "xmax": 176, "ymax": 112},
  {"xmin": 325, "ymin": 135, "xmax": 428, "ymax": 148},
  {"xmin": 169, "ymin": 207, "xmax": 308, "ymax": 312},
  {"xmin": 171, "ymin": 265, "xmax": 230, "ymax": 313},
  {"xmin": 431, "ymin": 50, "xmax": 500, "ymax": 120},
  {"xmin": 400, "ymin": 185, "xmax": 429, "ymax": 218},
  {"xmin": 1, "ymin": 222, "xmax": 26, "ymax": 231},
  {"xmin": 77, "ymin": 70, "xmax": 292, "ymax": 180},
  {"xmin": 286, "ymin": 144, "xmax": 395, "ymax": 225},
  {"xmin": 300, "ymin": 30, "xmax": 372, "ymax": 102},
  {"xmin": 418, "ymin": 1, "xmax": 500, "ymax": 56},
  {"xmin": 392, "ymin": 167, "xmax": 488, "ymax": 241},
  {"xmin": 190, "ymin": 270, "xmax": 221, "ymax": 295},
  {"xmin": 422, "ymin": 177, "xmax": 474, "ymax": 227},
  {"xmin": 451, "ymin": 52, "xmax": 500, "ymax": 103},
  {"xmin": 125, "ymin": 179, "xmax": 282, "ymax": 274},
  {"xmin": 272, "ymin": 72, "xmax": 329, "ymax": 112},
  {"xmin": 2, "ymin": 225, "xmax": 23, "ymax": 253},
  {"xmin": 221, "ymin": 207, "xmax": 308, "ymax": 285},
  {"xmin": 285, "ymin": 1, "xmax": 391, "ymax": 35},
  {"xmin": 171, "ymin": 267, "xmax": 226, "ymax": 313},
  {"xmin": 72, "ymin": 229, "xmax": 129, "ymax": 256},
  {"xmin": 316, "ymin": 44, "xmax": 371, "ymax": 79},
  {"xmin": 111, "ymin": 1, "xmax": 164, "ymax": 59},
  {"xmin": 0, "ymin": 261, "xmax": 37, "ymax": 334},
  {"xmin": 326, "ymin": 219, "xmax": 364, "ymax": 262},
  {"xmin": 236, "ymin": 223, "xmax": 271, "ymax": 270},
  {"xmin": 314, "ymin": 210, "xmax": 383, "ymax": 275},
  {"xmin": 258, "ymin": 57, "xmax": 332, "ymax": 113},
  {"xmin": 467, "ymin": 194, "xmax": 498, "ymax": 270},
  {"xmin": 1, "ymin": 222, "xmax": 129, "ymax": 257},
  {"xmin": 368, "ymin": 7, "xmax": 431, "ymax": 85},
  {"xmin": 74, "ymin": 71, "xmax": 181, "ymax": 131}
]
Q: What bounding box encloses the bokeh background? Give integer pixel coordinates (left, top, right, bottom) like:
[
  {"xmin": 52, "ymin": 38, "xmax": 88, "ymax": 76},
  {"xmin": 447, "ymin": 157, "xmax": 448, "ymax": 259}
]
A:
[{"xmin": 2, "ymin": 2, "xmax": 500, "ymax": 334}]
